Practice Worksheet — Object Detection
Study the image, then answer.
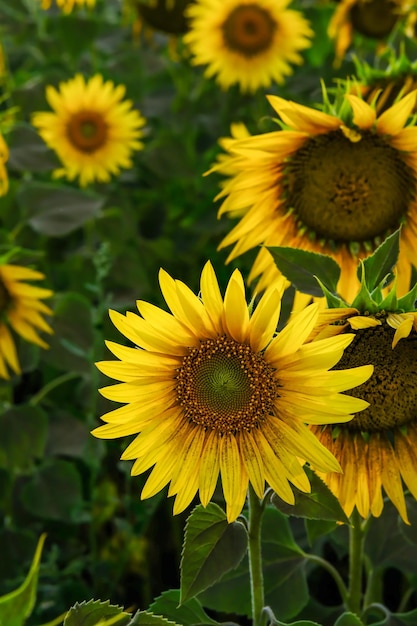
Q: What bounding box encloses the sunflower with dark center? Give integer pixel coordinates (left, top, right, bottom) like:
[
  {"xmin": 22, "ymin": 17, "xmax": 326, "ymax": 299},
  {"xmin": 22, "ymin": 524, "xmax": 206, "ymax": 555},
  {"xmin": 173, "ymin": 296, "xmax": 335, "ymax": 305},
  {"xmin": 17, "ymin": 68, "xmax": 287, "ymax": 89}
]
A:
[
  {"xmin": 211, "ymin": 88, "xmax": 417, "ymax": 301},
  {"xmin": 92, "ymin": 261, "xmax": 372, "ymax": 522},
  {"xmin": 328, "ymin": 0, "xmax": 408, "ymax": 63},
  {"xmin": 0, "ymin": 264, "xmax": 53, "ymax": 380},
  {"xmin": 40, "ymin": 0, "xmax": 95, "ymax": 11},
  {"xmin": 183, "ymin": 0, "xmax": 313, "ymax": 93},
  {"xmin": 308, "ymin": 305, "xmax": 417, "ymax": 523},
  {"xmin": 31, "ymin": 74, "xmax": 146, "ymax": 187}
]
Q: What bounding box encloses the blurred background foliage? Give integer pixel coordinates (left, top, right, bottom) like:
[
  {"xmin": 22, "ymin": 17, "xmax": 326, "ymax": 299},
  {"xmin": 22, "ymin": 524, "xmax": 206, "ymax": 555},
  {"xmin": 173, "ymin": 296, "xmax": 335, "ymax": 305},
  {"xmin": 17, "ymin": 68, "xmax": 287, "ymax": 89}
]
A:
[{"xmin": 2, "ymin": 0, "xmax": 417, "ymax": 625}]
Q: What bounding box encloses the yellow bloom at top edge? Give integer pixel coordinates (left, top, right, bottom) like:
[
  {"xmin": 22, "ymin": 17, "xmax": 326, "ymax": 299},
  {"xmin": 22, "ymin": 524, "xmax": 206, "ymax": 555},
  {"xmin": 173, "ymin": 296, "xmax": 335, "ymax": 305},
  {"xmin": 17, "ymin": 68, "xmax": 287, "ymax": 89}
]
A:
[
  {"xmin": 212, "ymin": 87, "xmax": 417, "ymax": 302},
  {"xmin": 92, "ymin": 261, "xmax": 373, "ymax": 522},
  {"xmin": 31, "ymin": 73, "xmax": 146, "ymax": 187},
  {"xmin": 41, "ymin": 0, "xmax": 96, "ymax": 12},
  {"xmin": 183, "ymin": 0, "xmax": 313, "ymax": 93},
  {"xmin": 0, "ymin": 263, "xmax": 53, "ymax": 380}
]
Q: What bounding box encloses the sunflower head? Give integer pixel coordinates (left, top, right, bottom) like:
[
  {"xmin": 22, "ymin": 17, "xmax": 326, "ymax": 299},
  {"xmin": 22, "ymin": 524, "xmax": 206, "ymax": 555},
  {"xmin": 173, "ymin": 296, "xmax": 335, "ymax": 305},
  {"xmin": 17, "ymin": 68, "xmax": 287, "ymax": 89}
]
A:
[
  {"xmin": 277, "ymin": 234, "xmax": 417, "ymax": 523},
  {"xmin": 92, "ymin": 261, "xmax": 372, "ymax": 522},
  {"xmin": 40, "ymin": 0, "xmax": 96, "ymax": 12},
  {"xmin": 183, "ymin": 0, "xmax": 313, "ymax": 93},
  {"xmin": 212, "ymin": 81, "xmax": 417, "ymax": 301},
  {"xmin": 132, "ymin": 0, "xmax": 193, "ymax": 35},
  {"xmin": 328, "ymin": 0, "xmax": 408, "ymax": 64},
  {"xmin": 31, "ymin": 74, "xmax": 146, "ymax": 187},
  {"xmin": 0, "ymin": 259, "xmax": 53, "ymax": 380}
]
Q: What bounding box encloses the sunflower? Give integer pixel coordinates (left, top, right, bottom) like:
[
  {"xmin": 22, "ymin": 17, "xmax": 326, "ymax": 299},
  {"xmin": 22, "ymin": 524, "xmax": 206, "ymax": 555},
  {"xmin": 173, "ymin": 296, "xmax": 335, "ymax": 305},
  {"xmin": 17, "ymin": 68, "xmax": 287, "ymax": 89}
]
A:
[
  {"xmin": 0, "ymin": 264, "xmax": 53, "ymax": 380},
  {"xmin": 40, "ymin": 0, "xmax": 95, "ymax": 12},
  {"xmin": 212, "ymin": 87, "xmax": 417, "ymax": 302},
  {"xmin": 92, "ymin": 261, "xmax": 372, "ymax": 522},
  {"xmin": 130, "ymin": 0, "xmax": 193, "ymax": 37},
  {"xmin": 309, "ymin": 304, "xmax": 417, "ymax": 524},
  {"xmin": 31, "ymin": 74, "xmax": 146, "ymax": 187},
  {"xmin": 0, "ymin": 133, "xmax": 9, "ymax": 197},
  {"xmin": 183, "ymin": 0, "xmax": 313, "ymax": 93},
  {"xmin": 328, "ymin": 0, "xmax": 408, "ymax": 64}
]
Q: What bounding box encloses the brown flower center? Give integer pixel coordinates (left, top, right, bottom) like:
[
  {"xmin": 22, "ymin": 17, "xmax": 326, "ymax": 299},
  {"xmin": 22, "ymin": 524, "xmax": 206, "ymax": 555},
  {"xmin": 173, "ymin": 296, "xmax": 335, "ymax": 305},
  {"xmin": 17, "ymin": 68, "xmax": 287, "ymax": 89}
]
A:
[
  {"xmin": 350, "ymin": 0, "xmax": 400, "ymax": 39},
  {"xmin": 176, "ymin": 335, "xmax": 278, "ymax": 433},
  {"xmin": 137, "ymin": 0, "xmax": 191, "ymax": 34},
  {"xmin": 67, "ymin": 111, "xmax": 108, "ymax": 153},
  {"xmin": 284, "ymin": 130, "xmax": 416, "ymax": 247},
  {"xmin": 222, "ymin": 4, "xmax": 276, "ymax": 57},
  {"xmin": 334, "ymin": 321, "xmax": 417, "ymax": 432}
]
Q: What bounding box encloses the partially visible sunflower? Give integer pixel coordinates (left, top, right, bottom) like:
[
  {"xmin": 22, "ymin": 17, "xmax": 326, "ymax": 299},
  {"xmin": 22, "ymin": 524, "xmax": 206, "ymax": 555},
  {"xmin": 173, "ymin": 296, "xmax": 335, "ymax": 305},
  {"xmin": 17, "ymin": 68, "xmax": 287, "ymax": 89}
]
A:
[
  {"xmin": 183, "ymin": 0, "xmax": 313, "ymax": 93},
  {"xmin": 0, "ymin": 133, "xmax": 9, "ymax": 197},
  {"xmin": 92, "ymin": 261, "xmax": 372, "ymax": 522},
  {"xmin": 40, "ymin": 0, "xmax": 95, "ymax": 11},
  {"xmin": 31, "ymin": 74, "xmax": 146, "ymax": 187},
  {"xmin": 310, "ymin": 301, "xmax": 417, "ymax": 524},
  {"xmin": 129, "ymin": 0, "xmax": 193, "ymax": 37},
  {"xmin": 211, "ymin": 87, "xmax": 417, "ymax": 301},
  {"xmin": 0, "ymin": 264, "xmax": 53, "ymax": 379},
  {"xmin": 328, "ymin": 0, "xmax": 409, "ymax": 64}
]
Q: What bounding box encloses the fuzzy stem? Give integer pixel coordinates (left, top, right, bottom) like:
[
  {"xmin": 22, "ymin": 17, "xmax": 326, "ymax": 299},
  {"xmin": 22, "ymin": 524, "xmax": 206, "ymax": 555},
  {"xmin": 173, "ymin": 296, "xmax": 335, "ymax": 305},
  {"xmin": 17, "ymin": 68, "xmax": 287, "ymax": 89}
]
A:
[{"xmin": 248, "ymin": 485, "xmax": 265, "ymax": 626}]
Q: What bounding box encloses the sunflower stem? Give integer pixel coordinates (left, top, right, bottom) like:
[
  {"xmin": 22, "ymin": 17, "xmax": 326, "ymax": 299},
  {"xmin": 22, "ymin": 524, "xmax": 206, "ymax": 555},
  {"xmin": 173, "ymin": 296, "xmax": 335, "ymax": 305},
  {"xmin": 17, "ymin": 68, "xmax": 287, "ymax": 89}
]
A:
[
  {"xmin": 302, "ymin": 553, "xmax": 349, "ymax": 607},
  {"xmin": 29, "ymin": 371, "xmax": 80, "ymax": 406},
  {"xmin": 347, "ymin": 508, "xmax": 366, "ymax": 615},
  {"xmin": 248, "ymin": 485, "xmax": 265, "ymax": 626}
]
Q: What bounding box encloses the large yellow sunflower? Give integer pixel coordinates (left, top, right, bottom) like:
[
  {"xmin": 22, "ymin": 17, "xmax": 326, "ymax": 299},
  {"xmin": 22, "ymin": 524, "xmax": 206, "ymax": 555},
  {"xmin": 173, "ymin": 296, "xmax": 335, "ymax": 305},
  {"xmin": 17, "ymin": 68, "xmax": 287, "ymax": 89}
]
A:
[
  {"xmin": 0, "ymin": 264, "xmax": 53, "ymax": 380},
  {"xmin": 40, "ymin": 0, "xmax": 95, "ymax": 12},
  {"xmin": 309, "ymin": 305, "xmax": 417, "ymax": 523},
  {"xmin": 31, "ymin": 74, "xmax": 146, "ymax": 187},
  {"xmin": 212, "ymin": 88, "xmax": 417, "ymax": 302},
  {"xmin": 0, "ymin": 133, "xmax": 9, "ymax": 197},
  {"xmin": 328, "ymin": 0, "xmax": 408, "ymax": 64},
  {"xmin": 92, "ymin": 261, "xmax": 372, "ymax": 522},
  {"xmin": 183, "ymin": 0, "xmax": 313, "ymax": 93}
]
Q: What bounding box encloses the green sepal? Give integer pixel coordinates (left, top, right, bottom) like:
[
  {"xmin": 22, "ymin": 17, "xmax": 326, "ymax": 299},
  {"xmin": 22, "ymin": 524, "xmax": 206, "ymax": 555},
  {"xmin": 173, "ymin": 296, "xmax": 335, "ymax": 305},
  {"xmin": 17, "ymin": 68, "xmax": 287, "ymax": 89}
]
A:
[
  {"xmin": 63, "ymin": 599, "xmax": 131, "ymax": 626},
  {"xmin": 350, "ymin": 270, "xmax": 379, "ymax": 313},
  {"xmin": 267, "ymin": 246, "xmax": 341, "ymax": 297},
  {"xmin": 0, "ymin": 533, "xmax": 46, "ymax": 626},
  {"xmin": 314, "ymin": 277, "xmax": 348, "ymax": 309},
  {"xmin": 396, "ymin": 280, "xmax": 417, "ymax": 312},
  {"xmin": 357, "ymin": 229, "xmax": 400, "ymax": 292},
  {"xmin": 180, "ymin": 503, "xmax": 248, "ymax": 604},
  {"xmin": 379, "ymin": 278, "xmax": 399, "ymax": 311}
]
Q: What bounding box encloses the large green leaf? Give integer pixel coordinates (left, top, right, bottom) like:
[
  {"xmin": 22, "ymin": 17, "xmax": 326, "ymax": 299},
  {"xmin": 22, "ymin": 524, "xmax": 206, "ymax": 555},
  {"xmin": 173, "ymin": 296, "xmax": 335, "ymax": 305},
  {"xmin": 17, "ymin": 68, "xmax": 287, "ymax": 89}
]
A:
[
  {"xmin": 149, "ymin": 590, "xmax": 219, "ymax": 625},
  {"xmin": 199, "ymin": 507, "xmax": 308, "ymax": 622},
  {"xmin": 8, "ymin": 123, "xmax": 60, "ymax": 172},
  {"xmin": 358, "ymin": 229, "xmax": 400, "ymax": 292},
  {"xmin": 0, "ymin": 405, "xmax": 47, "ymax": 473},
  {"xmin": 271, "ymin": 469, "xmax": 349, "ymax": 524},
  {"xmin": 0, "ymin": 533, "xmax": 46, "ymax": 626},
  {"xmin": 180, "ymin": 503, "xmax": 248, "ymax": 603},
  {"xmin": 64, "ymin": 599, "xmax": 131, "ymax": 626},
  {"xmin": 268, "ymin": 247, "xmax": 341, "ymax": 297},
  {"xmin": 19, "ymin": 459, "xmax": 84, "ymax": 522},
  {"xmin": 18, "ymin": 182, "xmax": 104, "ymax": 236},
  {"xmin": 366, "ymin": 502, "xmax": 417, "ymax": 572},
  {"xmin": 334, "ymin": 613, "xmax": 365, "ymax": 626}
]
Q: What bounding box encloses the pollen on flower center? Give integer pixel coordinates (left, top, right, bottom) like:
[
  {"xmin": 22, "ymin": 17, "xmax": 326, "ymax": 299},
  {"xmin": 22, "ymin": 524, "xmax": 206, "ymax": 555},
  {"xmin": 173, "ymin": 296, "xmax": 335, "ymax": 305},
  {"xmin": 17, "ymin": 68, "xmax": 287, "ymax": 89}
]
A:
[
  {"xmin": 222, "ymin": 4, "xmax": 276, "ymax": 57},
  {"xmin": 176, "ymin": 335, "xmax": 278, "ymax": 433},
  {"xmin": 285, "ymin": 130, "xmax": 416, "ymax": 244},
  {"xmin": 350, "ymin": 0, "xmax": 400, "ymax": 39},
  {"xmin": 67, "ymin": 110, "xmax": 108, "ymax": 153},
  {"xmin": 334, "ymin": 322, "xmax": 417, "ymax": 432}
]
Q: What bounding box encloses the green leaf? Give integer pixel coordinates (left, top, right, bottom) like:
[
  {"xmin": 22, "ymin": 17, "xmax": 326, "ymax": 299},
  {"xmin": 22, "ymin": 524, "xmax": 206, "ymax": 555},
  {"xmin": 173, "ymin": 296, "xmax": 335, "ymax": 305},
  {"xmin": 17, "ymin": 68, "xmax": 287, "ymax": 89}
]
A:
[
  {"xmin": 359, "ymin": 229, "xmax": 400, "ymax": 292},
  {"xmin": 0, "ymin": 533, "xmax": 46, "ymax": 626},
  {"xmin": 270, "ymin": 469, "xmax": 349, "ymax": 524},
  {"xmin": 17, "ymin": 182, "xmax": 104, "ymax": 237},
  {"xmin": 267, "ymin": 247, "xmax": 341, "ymax": 297},
  {"xmin": 128, "ymin": 611, "xmax": 180, "ymax": 625},
  {"xmin": 199, "ymin": 507, "xmax": 307, "ymax": 621},
  {"xmin": 8, "ymin": 123, "xmax": 60, "ymax": 172},
  {"xmin": 334, "ymin": 613, "xmax": 365, "ymax": 626},
  {"xmin": 396, "ymin": 280, "xmax": 417, "ymax": 311},
  {"xmin": 43, "ymin": 293, "xmax": 94, "ymax": 374},
  {"xmin": 350, "ymin": 273, "xmax": 378, "ymax": 312},
  {"xmin": 0, "ymin": 405, "xmax": 47, "ymax": 473},
  {"xmin": 64, "ymin": 599, "xmax": 131, "ymax": 626},
  {"xmin": 304, "ymin": 519, "xmax": 338, "ymax": 545},
  {"xmin": 278, "ymin": 622, "xmax": 324, "ymax": 626},
  {"xmin": 19, "ymin": 459, "xmax": 84, "ymax": 522},
  {"xmin": 149, "ymin": 590, "xmax": 219, "ymax": 625},
  {"xmin": 180, "ymin": 503, "xmax": 248, "ymax": 603}
]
